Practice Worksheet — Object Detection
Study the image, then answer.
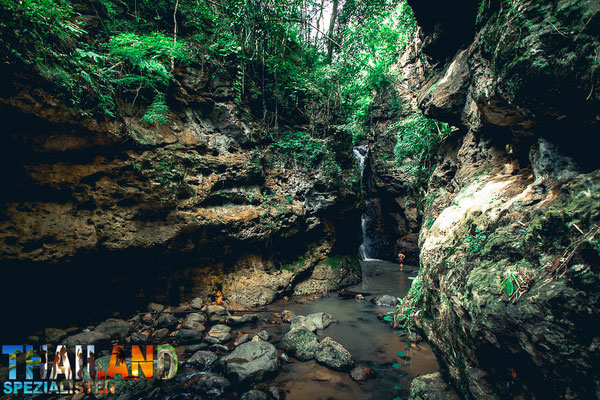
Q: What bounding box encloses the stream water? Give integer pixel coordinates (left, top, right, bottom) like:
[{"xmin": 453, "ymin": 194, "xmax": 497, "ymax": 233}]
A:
[{"xmin": 247, "ymin": 260, "xmax": 438, "ymax": 400}]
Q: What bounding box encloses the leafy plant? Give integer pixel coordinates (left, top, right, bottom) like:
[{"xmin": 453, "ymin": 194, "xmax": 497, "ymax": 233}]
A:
[
  {"xmin": 142, "ymin": 92, "xmax": 170, "ymax": 125},
  {"xmin": 392, "ymin": 114, "xmax": 452, "ymax": 191},
  {"xmin": 500, "ymin": 271, "xmax": 518, "ymax": 296},
  {"xmin": 465, "ymin": 228, "xmax": 487, "ymax": 255},
  {"xmin": 425, "ymin": 218, "xmax": 436, "ymax": 229}
]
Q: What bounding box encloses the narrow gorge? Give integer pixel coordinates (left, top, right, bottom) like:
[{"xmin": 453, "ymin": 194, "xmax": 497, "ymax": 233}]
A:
[{"xmin": 0, "ymin": 0, "xmax": 598, "ymax": 399}]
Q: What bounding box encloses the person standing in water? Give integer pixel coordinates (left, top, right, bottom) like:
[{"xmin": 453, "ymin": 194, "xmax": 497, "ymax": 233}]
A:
[{"xmin": 398, "ymin": 253, "xmax": 405, "ymax": 271}]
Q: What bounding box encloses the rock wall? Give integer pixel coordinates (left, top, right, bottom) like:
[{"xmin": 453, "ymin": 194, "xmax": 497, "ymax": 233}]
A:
[
  {"xmin": 402, "ymin": 0, "xmax": 600, "ymax": 398},
  {"xmin": 0, "ymin": 60, "xmax": 361, "ymax": 333},
  {"xmin": 361, "ymin": 36, "xmax": 430, "ymax": 264}
]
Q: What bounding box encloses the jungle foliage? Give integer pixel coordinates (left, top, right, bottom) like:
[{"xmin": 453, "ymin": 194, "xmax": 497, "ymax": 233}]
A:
[
  {"xmin": 0, "ymin": 0, "xmax": 452, "ymax": 180},
  {"xmin": 0, "ymin": 0, "xmax": 417, "ymax": 130}
]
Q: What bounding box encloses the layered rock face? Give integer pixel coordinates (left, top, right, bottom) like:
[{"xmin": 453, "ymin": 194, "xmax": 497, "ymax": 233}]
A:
[
  {"xmin": 401, "ymin": 0, "xmax": 600, "ymax": 398},
  {"xmin": 0, "ymin": 58, "xmax": 360, "ymax": 330}
]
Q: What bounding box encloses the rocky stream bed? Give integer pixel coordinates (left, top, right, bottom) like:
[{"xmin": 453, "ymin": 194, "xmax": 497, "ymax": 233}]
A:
[{"xmin": 2, "ymin": 261, "xmax": 451, "ymax": 400}]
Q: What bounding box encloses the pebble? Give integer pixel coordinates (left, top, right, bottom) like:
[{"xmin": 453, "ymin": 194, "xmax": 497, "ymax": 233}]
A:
[
  {"xmin": 252, "ymin": 330, "xmax": 270, "ymax": 342},
  {"xmin": 190, "ymin": 298, "xmax": 204, "ymax": 310},
  {"xmin": 350, "ymin": 365, "xmax": 375, "ymax": 382},
  {"xmin": 154, "ymin": 328, "xmax": 170, "ymax": 339},
  {"xmin": 234, "ymin": 333, "xmax": 250, "ymax": 346}
]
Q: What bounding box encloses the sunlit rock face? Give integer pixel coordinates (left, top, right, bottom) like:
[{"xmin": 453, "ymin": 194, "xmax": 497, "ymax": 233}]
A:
[
  {"xmin": 400, "ymin": 0, "xmax": 600, "ymax": 398},
  {"xmin": 0, "ymin": 59, "xmax": 361, "ymax": 328}
]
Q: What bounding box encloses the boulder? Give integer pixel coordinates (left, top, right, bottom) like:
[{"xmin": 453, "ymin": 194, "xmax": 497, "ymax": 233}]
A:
[
  {"xmin": 315, "ymin": 337, "xmax": 354, "ymax": 371},
  {"xmin": 180, "ymin": 372, "xmax": 231, "ymax": 398},
  {"xmin": 190, "ymin": 297, "xmax": 204, "ymax": 310},
  {"xmin": 147, "ymin": 303, "xmax": 165, "ymax": 313},
  {"xmin": 175, "ymin": 329, "xmax": 203, "ymax": 344},
  {"xmin": 281, "ymin": 327, "xmax": 319, "ymax": 360},
  {"xmin": 220, "ymin": 341, "xmax": 280, "ymax": 384},
  {"xmin": 371, "ymin": 295, "xmax": 399, "ymax": 307},
  {"xmin": 156, "ymin": 313, "xmax": 179, "ymax": 330},
  {"xmin": 289, "ymin": 316, "xmax": 317, "ymax": 332},
  {"xmin": 186, "ymin": 350, "xmax": 218, "ymax": 372},
  {"xmin": 205, "ymin": 324, "xmax": 232, "ymax": 344},
  {"xmin": 44, "ymin": 328, "xmax": 67, "ymax": 343},
  {"xmin": 94, "ymin": 318, "xmax": 131, "ymax": 339},
  {"xmin": 183, "ymin": 313, "xmax": 206, "ymax": 331},
  {"xmin": 184, "ymin": 343, "xmax": 209, "ymax": 356},
  {"xmin": 64, "ymin": 331, "xmax": 110, "ymax": 348},
  {"xmin": 207, "ymin": 305, "xmax": 230, "ymax": 323},
  {"xmin": 305, "ymin": 313, "xmax": 337, "ymax": 330},
  {"xmin": 153, "ymin": 328, "xmax": 170, "ymax": 339},
  {"xmin": 130, "ymin": 332, "xmax": 147, "ymax": 345},
  {"xmin": 408, "ymin": 372, "xmax": 460, "ymax": 400}
]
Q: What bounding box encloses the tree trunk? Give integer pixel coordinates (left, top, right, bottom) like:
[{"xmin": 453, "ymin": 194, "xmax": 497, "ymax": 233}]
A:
[{"xmin": 326, "ymin": 0, "xmax": 339, "ymax": 64}]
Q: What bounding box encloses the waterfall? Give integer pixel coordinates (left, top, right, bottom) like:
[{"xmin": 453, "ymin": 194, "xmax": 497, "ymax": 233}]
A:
[{"xmin": 353, "ymin": 145, "xmax": 380, "ymax": 261}]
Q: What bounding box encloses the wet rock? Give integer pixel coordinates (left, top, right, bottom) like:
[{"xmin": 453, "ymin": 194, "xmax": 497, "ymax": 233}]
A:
[
  {"xmin": 183, "ymin": 313, "xmax": 206, "ymax": 331},
  {"xmin": 94, "ymin": 318, "xmax": 131, "ymax": 339},
  {"xmin": 186, "ymin": 350, "xmax": 218, "ymax": 372},
  {"xmin": 142, "ymin": 313, "xmax": 153, "ymax": 324},
  {"xmin": 156, "ymin": 313, "xmax": 178, "ymax": 330},
  {"xmin": 190, "ymin": 297, "xmax": 204, "ymax": 310},
  {"xmin": 184, "ymin": 343, "xmax": 209, "ymax": 356},
  {"xmin": 175, "ymin": 329, "xmax": 204, "ymax": 344},
  {"xmin": 315, "ymin": 337, "xmax": 354, "ymax": 371},
  {"xmin": 205, "ymin": 324, "xmax": 232, "ymax": 344},
  {"xmin": 252, "ymin": 330, "xmax": 270, "ymax": 342},
  {"xmin": 268, "ymin": 386, "xmax": 283, "ymax": 400},
  {"xmin": 207, "ymin": 305, "xmax": 230, "ymax": 323},
  {"xmin": 306, "ymin": 312, "xmax": 337, "ymax": 330},
  {"xmin": 371, "ymin": 295, "xmax": 399, "ymax": 307},
  {"xmin": 64, "ymin": 331, "xmax": 110, "ymax": 348},
  {"xmin": 281, "ymin": 310, "xmax": 296, "ymax": 322},
  {"xmin": 227, "ymin": 314, "xmax": 258, "ymax": 325},
  {"xmin": 289, "ymin": 316, "xmax": 317, "ymax": 332},
  {"xmin": 234, "ymin": 333, "xmax": 250, "ymax": 346},
  {"xmin": 408, "ymin": 372, "xmax": 460, "ymax": 400},
  {"xmin": 281, "ymin": 327, "xmax": 319, "ymax": 360},
  {"xmin": 408, "ymin": 331, "xmax": 422, "ymax": 344},
  {"xmin": 153, "ymin": 328, "xmax": 170, "ymax": 339},
  {"xmin": 350, "ymin": 365, "xmax": 375, "ymax": 382},
  {"xmin": 180, "ymin": 372, "xmax": 231, "ymax": 398},
  {"xmin": 220, "ymin": 341, "xmax": 280, "ymax": 384},
  {"xmin": 44, "ymin": 328, "xmax": 67, "ymax": 343},
  {"xmin": 130, "ymin": 332, "xmax": 147, "ymax": 345},
  {"xmin": 209, "ymin": 344, "xmax": 229, "ymax": 354},
  {"xmin": 147, "ymin": 302, "xmax": 165, "ymax": 313},
  {"xmin": 240, "ymin": 390, "xmax": 268, "ymax": 400}
]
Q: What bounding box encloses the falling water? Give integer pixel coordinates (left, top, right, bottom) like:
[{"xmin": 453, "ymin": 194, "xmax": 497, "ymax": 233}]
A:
[{"xmin": 353, "ymin": 145, "xmax": 380, "ymax": 261}]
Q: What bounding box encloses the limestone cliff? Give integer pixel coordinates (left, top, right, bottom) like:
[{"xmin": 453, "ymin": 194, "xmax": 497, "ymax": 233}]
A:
[
  {"xmin": 399, "ymin": 0, "xmax": 600, "ymax": 398},
  {"xmin": 0, "ymin": 59, "xmax": 361, "ymax": 330}
]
